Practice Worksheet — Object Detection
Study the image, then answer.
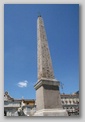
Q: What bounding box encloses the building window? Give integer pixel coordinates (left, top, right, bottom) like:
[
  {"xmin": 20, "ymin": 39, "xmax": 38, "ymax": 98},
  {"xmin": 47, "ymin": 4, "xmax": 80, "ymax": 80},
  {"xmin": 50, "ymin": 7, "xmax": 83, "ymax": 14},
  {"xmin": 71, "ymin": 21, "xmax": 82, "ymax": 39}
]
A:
[
  {"xmin": 69, "ymin": 101, "xmax": 71, "ymax": 104},
  {"xmin": 65, "ymin": 101, "xmax": 68, "ymax": 104},
  {"xmin": 62, "ymin": 101, "xmax": 64, "ymax": 104},
  {"xmin": 4, "ymin": 111, "xmax": 7, "ymax": 116},
  {"xmin": 73, "ymin": 101, "xmax": 75, "ymax": 104},
  {"xmin": 76, "ymin": 101, "xmax": 79, "ymax": 104}
]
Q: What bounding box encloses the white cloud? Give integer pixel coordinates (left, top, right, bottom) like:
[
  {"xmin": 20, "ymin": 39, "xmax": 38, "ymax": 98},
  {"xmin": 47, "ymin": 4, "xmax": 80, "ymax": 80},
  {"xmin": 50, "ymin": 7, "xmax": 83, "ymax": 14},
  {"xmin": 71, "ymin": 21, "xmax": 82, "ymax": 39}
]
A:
[{"xmin": 17, "ymin": 80, "xmax": 28, "ymax": 88}]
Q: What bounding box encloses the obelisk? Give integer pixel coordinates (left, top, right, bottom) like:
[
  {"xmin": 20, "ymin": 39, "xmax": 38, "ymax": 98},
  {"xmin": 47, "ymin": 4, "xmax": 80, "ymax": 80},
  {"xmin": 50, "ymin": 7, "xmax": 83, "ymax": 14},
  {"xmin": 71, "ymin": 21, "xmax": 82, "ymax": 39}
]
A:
[{"xmin": 34, "ymin": 15, "xmax": 68, "ymax": 116}]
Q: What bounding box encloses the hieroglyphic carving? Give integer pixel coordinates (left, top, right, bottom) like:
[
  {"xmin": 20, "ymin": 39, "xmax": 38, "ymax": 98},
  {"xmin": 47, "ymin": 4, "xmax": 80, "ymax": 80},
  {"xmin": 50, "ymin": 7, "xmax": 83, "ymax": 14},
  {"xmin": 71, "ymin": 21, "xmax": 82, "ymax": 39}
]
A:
[{"xmin": 37, "ymin": 16, "xmax": 55, "ymax": 80}]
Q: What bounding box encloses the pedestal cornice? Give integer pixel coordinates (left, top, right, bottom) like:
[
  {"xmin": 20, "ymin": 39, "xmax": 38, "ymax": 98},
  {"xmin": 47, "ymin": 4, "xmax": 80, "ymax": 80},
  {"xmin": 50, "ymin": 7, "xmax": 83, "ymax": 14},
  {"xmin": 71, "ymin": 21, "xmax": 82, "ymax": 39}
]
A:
[{"xmin": 34, "ymin": 78, "xmax": 60, "ymax": 90}]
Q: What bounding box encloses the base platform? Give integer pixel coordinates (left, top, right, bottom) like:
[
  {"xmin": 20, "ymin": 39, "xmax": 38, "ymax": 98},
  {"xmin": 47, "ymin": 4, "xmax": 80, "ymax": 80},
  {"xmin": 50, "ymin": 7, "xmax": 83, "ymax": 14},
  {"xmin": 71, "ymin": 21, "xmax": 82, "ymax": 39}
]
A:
[{"xmin": 33, "ymin": 108, "xmax": 68, "ymax": 116}]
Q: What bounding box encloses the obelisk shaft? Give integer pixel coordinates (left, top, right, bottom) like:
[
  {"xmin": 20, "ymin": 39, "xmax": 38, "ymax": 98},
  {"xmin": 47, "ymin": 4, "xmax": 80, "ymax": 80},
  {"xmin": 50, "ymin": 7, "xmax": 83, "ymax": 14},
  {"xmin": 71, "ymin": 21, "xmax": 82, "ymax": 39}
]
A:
[{"xmin": 37, "ymin": 16, "xmax": 54, "ymax": 80}]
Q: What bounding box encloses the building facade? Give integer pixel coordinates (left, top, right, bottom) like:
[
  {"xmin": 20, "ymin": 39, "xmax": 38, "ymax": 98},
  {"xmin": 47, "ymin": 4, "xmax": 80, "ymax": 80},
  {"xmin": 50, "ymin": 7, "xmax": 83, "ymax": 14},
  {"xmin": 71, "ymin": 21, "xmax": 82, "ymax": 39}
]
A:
[
  {"xmin": 4, "ymin": 91, "xmax": 79, "ymax": 116},
  {"xmin": 61, "ymin": 91, "xmax": 79, "ymax": 116},
  {"xmin": 4, "ymin": 91, "xmax": 36, "ymax": 116}
]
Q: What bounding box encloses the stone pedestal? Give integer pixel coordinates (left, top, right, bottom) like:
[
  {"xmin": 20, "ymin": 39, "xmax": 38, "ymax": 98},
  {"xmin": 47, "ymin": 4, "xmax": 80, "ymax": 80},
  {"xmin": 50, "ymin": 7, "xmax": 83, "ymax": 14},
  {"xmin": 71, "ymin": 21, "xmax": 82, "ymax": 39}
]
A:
[{"xmin": 34, "ymin": 78, "xmax": 68, "ymax": 116}]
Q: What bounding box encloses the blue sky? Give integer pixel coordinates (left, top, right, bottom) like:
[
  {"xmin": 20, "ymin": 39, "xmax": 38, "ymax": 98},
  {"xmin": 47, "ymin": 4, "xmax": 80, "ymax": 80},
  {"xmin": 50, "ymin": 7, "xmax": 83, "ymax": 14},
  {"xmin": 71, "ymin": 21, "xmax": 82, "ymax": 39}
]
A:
[{"xmin": 4, "ymin": 4, "xmax": 79, "ymax": 99}]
